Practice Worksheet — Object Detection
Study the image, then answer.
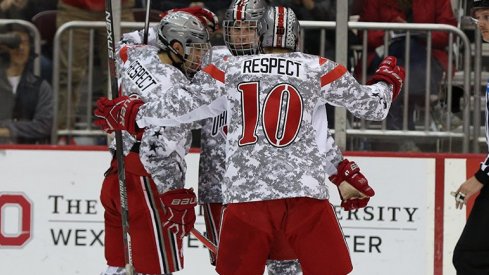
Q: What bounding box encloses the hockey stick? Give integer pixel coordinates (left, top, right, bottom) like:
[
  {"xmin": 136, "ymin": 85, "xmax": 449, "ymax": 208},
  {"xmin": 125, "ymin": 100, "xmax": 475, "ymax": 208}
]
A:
[
  {"xmin": 190, "ymin": 228, "xmax": 218, "ymax": 254},
  {"xmin": 105, "ymin": 1, "xmax": 134, "ymax": 274},
  {"xmin": 143, "ymin": 0, "xmax": 151, "ymax": 44}
]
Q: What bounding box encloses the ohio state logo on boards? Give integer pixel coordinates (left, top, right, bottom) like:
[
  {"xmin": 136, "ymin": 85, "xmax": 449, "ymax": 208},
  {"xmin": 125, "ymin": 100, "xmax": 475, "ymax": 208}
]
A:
[{"xmin": 0, "ymin": 193, "xmax": 32, "ymax": 247}]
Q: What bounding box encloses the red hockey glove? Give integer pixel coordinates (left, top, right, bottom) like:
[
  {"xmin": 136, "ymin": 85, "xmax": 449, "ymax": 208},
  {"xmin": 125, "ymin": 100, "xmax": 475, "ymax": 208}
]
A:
[
  {"xmin": 340, "ymin": 197, "xmax": 371, "ymax": 211},
  {"xmin": 93, "ymin": 95, "xmax": 143, "ymax": 135},
  {"xmin": 329, "ymin": 159, "xmax": 375, "ymax": 211},
  {"xmin": 160, "ymin": 7, "xmax": 219, "ymax": 32},
  {"xmin": 160, "ymin": 188, "xmax": 197, "ymax": 238},
  {"xmin": 367, "ymin": 56, "xmax": 405, "ymax": 101}
]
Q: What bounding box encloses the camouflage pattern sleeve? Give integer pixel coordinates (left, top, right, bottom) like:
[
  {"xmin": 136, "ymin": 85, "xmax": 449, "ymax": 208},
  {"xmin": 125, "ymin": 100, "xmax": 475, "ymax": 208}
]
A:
[
  {"xmin": 324, "ymin": 129, "xmax": 343, "ymax": 176},
  {"xmin": 136, "ymin": 70, "xmax": 228, "ymax": 128},
  {"xmin": 197, "ymin": 114, "xmax": 226, "ymax": 204},
  {"xmin": 194, "ymin": 46, "xmax": 231, "ymax": 204},
  {"xmin": 319, "ymin": 59, "xmax": 393, "ymax": 121},
  {"xmin": 309, "ymin": 102, "xmax": 343, "ymax": 177},
  {"xmin": 139, "ymin": 125, "xmax": 193, "ymax": 193}
]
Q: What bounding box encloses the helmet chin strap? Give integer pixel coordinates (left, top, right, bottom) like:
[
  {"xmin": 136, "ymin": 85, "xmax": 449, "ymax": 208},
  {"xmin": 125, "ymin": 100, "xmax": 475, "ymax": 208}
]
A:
[{"xmin": 166, "ymin": 42, "xmax": 188, "ymax": 74}]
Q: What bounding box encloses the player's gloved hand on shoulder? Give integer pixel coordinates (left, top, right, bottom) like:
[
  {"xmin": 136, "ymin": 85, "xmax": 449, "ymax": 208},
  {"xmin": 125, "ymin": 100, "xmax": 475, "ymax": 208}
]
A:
[
  {"xmin": 329, "ymin": 159, "xmax": 375, "ymax": 211},
  {"xmin": 160, "ymin": 188, "xmax": 197, "ymax": 238},
  {"xmin": 367, "ymin": 56, "xmax": 405, "ymax": 101},
  {"xmin": 93, "ymin": 95, "xmax": 143, "ymax": 135},
  {"xmin": 160, "ymin": 6, "xmax": 219, "ymax": 32}
]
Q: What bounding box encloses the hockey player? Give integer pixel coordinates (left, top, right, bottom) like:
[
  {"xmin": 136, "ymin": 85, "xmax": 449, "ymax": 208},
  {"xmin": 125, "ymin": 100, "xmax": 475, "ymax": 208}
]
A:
[
  {"xmin": 96, "ymin": 12, "xmax": 210, "ymax": 275},
  {"xmin": 191, "ymin": 1, "xmax": 308, "ymax": 274},
  {"xmin": 452, "ymin": 0, "xmax": 489, "ymax": 273},
  {"xmin": 95, "ymin": 6, "xmax": 404, "ymax": 275}
]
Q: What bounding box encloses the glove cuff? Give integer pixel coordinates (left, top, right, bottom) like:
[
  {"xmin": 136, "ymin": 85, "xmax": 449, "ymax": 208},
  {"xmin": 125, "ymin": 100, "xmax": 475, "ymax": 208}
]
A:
[
  {"xmin": 329, "ymin": 174, "xmax": 341, "ymax": 186},
  {"xmin": 329, "ymin": 159, "xmax": 354, "ymax": 186},
  {"xmin": 367, "ymin": 74, "xmax": 400, "ymax": 100},
  {"xmin": 125, "ymin": 100, "xmax": 144, "ymax": 135}
]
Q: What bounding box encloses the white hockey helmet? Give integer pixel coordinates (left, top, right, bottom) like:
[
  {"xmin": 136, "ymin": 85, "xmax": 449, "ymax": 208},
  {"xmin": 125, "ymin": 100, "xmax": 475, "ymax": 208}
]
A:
[
  {"xmin": 157, "ymin": 11, "xmax": 211, "ymax": 77},
  {"xmin": 223, "ymin": 0, "xmax": 268, "ymax": 56},
  {"xmin": 257, "ymin": 6, "xmax": 300, "ymax": 53}
]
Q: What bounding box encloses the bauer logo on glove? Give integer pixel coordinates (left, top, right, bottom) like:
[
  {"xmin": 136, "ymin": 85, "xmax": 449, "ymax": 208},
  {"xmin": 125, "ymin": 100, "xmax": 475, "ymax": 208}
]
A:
[
  {"xmin": 170, "ymin": 197, "xmax": 197, "ymax": 206},
  {"xmin": 160, "ymin": 188, "xmax": 197, "ymax": 238}
]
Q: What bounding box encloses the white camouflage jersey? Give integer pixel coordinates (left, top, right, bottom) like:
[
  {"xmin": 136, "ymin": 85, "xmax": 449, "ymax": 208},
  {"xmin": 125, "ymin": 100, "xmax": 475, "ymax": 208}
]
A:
[
  {"xmin": 137, "ymin": 52, "xmax": 393, "ymax": 203},
  {"xmin": 195, "ymin": 46, "xmax": 230, "ymax": 203},
  {"xmin": 114, "ymin": 41, "xmax": 193, "ymax": 192},
  {"xmin": 195, "ymin": 46, "xmax": 343, "ymax": 203}
]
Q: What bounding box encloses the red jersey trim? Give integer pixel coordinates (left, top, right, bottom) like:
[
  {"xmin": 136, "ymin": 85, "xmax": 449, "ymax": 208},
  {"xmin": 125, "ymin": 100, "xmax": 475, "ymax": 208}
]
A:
[
  {"xmin": 202, "ymin": 64, "xmax": 225, "ymax": 84},
  {"xmin": 319, "ymin": 57, "xmax": 328, "ymax": 66},
  {"xmin": 235, "ymin": 0, "xmax": 246, "ymax": 20},
  {"xmin": 275, "ymin": 6, "xmax": 286, "ymax": 48},
  {"xmin": 320, "ymin": 64, "xmax": 347, "ymax": 87},
  {"xmin": 119, "ymin": 45, "xmax": 129, "ymax": 63}
]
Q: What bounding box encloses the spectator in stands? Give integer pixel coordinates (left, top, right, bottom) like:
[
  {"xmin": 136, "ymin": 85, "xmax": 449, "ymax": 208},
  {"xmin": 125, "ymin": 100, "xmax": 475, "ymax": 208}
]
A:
[
  {"xmin": 358, "ymin": 0, "xmax": 457, "ymax": 151},
  {"xmin": 55, "ymin": 0, "xmax": 135, "ymax": 132},
  {"xmin": 149, "ymin": 0, "xmax": 229, "ymax": 14},
  {"xmin": 0, "ymin": 0, "xmax": 57, "ymax": 20},
  {"xmin": 0, "ymin": 24, "xmax": 53, "ymax": 144},
  {"xmin": 27, "ymin": 0, "xmax": 58, "ymax": 20},
  {"xmin": 29, "ymin": 0, "xmax": 58, "ymax": 84},
  {"xmin": 0, "ymin": 0, "xmax": 28, "ymax": 19},
  {"xmin": 452, "ymin": 0, "xmax": 489, "ymax": 273}
]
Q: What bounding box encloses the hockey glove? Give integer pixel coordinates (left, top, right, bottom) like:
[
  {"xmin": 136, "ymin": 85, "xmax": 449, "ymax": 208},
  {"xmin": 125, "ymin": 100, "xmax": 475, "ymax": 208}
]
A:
[
  {"xmin": 367, "ymin": 56, "xmax": 405, "ymax": 101},
  {"xmin": 93, "ymin": 95, "xmax": 143, "ymax": 135},
  {"xmin": 160, "ymin": 7, "xmax": 219, "ymax": 32},
  {"xmin": 329, "ymin": 159, "xmax": 375, "ymax": 211},
  {"xmin": 160, "ymin": 188, "xmax": 197, "ymax": 238}
]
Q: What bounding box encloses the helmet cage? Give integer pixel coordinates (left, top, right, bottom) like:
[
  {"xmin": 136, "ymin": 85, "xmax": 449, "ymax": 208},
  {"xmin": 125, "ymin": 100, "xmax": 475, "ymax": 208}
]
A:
[
  {"xmin": 181, "ymin": 41, "xmax": 211, "ymax": 78},
  {"xmin": 222, "ymin": 0, "xmax": 267, "ymax": 56},
  {"xmin": 223, "ymin": 20, "xmax": 259, "ymax": 56}
]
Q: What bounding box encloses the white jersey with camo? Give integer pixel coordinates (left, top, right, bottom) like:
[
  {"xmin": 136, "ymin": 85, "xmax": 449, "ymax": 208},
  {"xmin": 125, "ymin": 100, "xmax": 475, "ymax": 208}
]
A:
[
  {"xmin": 113, "ymin": 41, "xmax": 193, "ymax": 192},
  {"xmin": 137, "ymin": 52, "xmax": 393, "ymax": 203},
  {"xmin": 195, "ymin": 46, "xmax": 230, "ymax": 203},
  {"xmin": 196, "ymin": 47, "xmax": 344, "ymax": 203}
]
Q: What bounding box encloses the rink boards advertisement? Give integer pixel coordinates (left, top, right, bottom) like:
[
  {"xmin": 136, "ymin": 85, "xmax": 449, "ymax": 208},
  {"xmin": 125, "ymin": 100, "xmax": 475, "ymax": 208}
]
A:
[{"xmin": 0, "ymin": 146, "xmax": 481, "ymax": 275}]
